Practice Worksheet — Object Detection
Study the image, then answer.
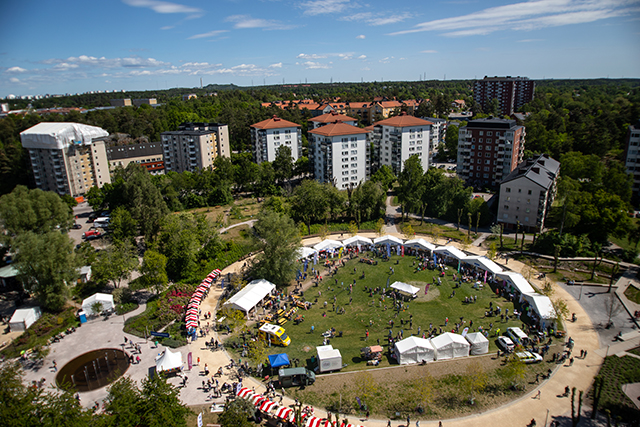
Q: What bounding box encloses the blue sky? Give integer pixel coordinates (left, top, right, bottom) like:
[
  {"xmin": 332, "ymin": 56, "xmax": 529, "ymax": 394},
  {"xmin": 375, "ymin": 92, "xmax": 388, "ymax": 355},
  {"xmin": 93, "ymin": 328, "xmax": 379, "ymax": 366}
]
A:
[{"xmin": 1, "ymin": 0, "xmax": 639, "ymax": 97}]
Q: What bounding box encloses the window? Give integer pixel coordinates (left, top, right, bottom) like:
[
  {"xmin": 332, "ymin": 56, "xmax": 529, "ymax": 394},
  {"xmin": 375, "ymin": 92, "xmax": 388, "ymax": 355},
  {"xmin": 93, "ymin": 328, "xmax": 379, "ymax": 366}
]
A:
[
  {"xmin": 479, "ymin": 131, "xmax": 484, "ymax": 136},
  {"xmin": 524, "ymin": 217, "xmax": 529, "ymax": 222},
  {"xmin": 487, "ymin": 131, "xmax": 493, "ymax": 136},
  {"xmin": 506, "ymin": 187, "xmax": 511, "ymax": 193},
  {"xmin": 503, "ymin": 213, "xmax": 509, "ymax": 219},
  {"xmin": 485, "ymin": 153, "xmax": 491, "ymax": 157},
  {"xmin": 503, "ymin": 205, "xmax": 509, "ymax": 210},
  {"xmin": 528, "ymin": 189, "xmax": 532, "ymax": 195},
  {"xmin": 527, "ymin": 199, "xmax": 531, "ymax": 204}
]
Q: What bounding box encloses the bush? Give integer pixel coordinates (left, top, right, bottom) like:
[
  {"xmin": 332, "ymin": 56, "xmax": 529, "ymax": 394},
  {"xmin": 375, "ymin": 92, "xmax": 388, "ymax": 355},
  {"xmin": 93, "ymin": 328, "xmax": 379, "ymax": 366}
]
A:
[
  {"xmin": 116, "ymin": 302, "xmax": 138, "ymax": 315},
  {"xmin": 161, "ymin": 338, "xmax": 185, "ymax": 348},
  {"xmin": 112, "ymin": 287, "xmax": 134, "ymax": 304}
]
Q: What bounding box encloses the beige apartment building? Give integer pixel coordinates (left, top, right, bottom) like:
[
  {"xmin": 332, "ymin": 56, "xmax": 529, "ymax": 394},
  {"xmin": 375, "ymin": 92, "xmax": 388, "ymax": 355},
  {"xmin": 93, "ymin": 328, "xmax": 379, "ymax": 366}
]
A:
[{"xmin": 161, "ymin": 122, "xmax": 230, "ymax": 173}]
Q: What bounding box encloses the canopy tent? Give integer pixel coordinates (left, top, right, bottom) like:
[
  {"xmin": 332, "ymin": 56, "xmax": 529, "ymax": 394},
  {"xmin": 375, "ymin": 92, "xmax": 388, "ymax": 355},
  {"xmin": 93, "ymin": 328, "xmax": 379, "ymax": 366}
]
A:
[
  {"xmin": 462, "ymin": 256, "xmax": 503, "ymax": 274},
  {"xmin": 465, "ymin": 332, "xmax": 490, "ymax": 355},
  {"xmin": 496, "ymin": 272, "xmax": 536, "ymax": 297},
  {"xmin": 223, "ymin": 279, "xmax": 275, "ymax": 313},
  {"xmin": 268, "ymin": 353, "xmax": 290, "ymax": 368},
  {"xmin": 390, "ymin": 281, "xmax": 420, "ymax": 298},
  {"xmin": 313, "ymin": 239, "xmax": 343, "ymax": 252},
  {"xmin": 307, "ymin": 417, "xmax": 333, "ymax": 427},
  {"xmin": 237, "ymin": 387, "xmax": 255, "ymax": 398},
  {"xmin": 297, "ymin": 247, "xmax": 318, "ymax": 260},
  {"xmin": 393, "ymin": 336, "xmax": 435, "ymax": 365},
  {"xmin": 342, "ymin": 235, "xmax": 374, "ymax": 246},
  {"xmin": 432, "ymin": 332, "xmax": 470, "ymax": 360},
  {"xmin": 259, "ymin": 400, "xmax": 277, "ymax": 413},
  {"xmin": 251, "ymin": 394, "xmax": 267, "ymax": 406},
  {"xmin": 373, "ymin": 235, "xmax": 404, "ymax": 246},
  {"xmin": 433, "ymin": 245, "xmax": 467, "ymax": 260},
  {"xmin": 275, "ymin": 407, "xmax": 295, "ymax": 422},
  {"xmin": 9, "ymin": 307, "xmax": 41, "ymax": 332},
  {"xmin": 155, "ymin": 348, "xmax": 183, "ymax": 373},
  {"xmin": 81, "ymin": 293, "xmax": 114, "ymax": 316},
  {"xmin": 524, "ymin": 293, "xmax": 556, "ymax": 320},
  {"xmin": 403, "ymin": 238, "xmax": 436, "ymax": 251}
]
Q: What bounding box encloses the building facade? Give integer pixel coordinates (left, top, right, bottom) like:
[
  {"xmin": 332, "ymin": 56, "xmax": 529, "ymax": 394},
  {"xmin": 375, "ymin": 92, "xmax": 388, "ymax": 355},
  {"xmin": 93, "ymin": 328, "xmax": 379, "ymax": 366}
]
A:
[
  {"xmin": 107, "ymin": 142, "xmax": 164, "ymax": 175},
  {"xmin": 624, "ymin": 121, "xmax": 640, "ymax": 199},
  {"xmin": 423, "ymin": 117, "xmax": 448, "ymax": 160},
  {"xmin": 20, "ymin": 122, "xmax": 111, "ymax": 197},
  {"xmin": 308, "ymin": 112, "xmax": 357, "ymax": 130},
  {"xmin": 457, "ymin": 118, "xmax": 525, "ymax": 188},
  {"xmin": 308, "ymin": 122, "xmax": 370, "ymax": 188},
  {"xmin": 497, "ymin": 154, "xmax": 560, "ymax": 232},
  {"xmin": 373, "ymin": 113, "xmax": 432, "ymax": 175},
  {"xmin": 473, "ymin": 76, "xmax": 535, "ymax": 116},
  {"xmin": 250, "ymin": 115, "xmax": 302, "ymax": 164},
  {"xmin": 161, "ymin": 122, "xmax": 230, "ymax": 173}
]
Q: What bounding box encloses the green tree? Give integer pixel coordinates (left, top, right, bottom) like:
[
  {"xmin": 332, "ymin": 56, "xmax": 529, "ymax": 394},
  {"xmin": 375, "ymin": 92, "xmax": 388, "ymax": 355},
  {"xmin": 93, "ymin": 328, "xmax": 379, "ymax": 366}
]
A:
[
  {"xmin": 370, "ymin": 165, "xmax": 396, "ymax": 190},
  {"xmin": 13, "ymin": 231, "xmax": 79, "ymax": 311},
  {"xmin": 102, "ymin": 376, "xmax": 142, "ymax": 427},
  {"xmin": 291, "ymin": 180, "xmax": 328, "ymax": 234},
  {"xmin": 109, "ymin": 206, "xmax": 138, "ymax": 245},
  {"xmin": 272, "ymin": 145, "xmax": 294, "ymax": 183},
  {"xmin": 139, "ymin": 250, "xmax": 168, "ymax": 294},
  {"xmin": 0, "ymin": 185, "xmax": 73, "ymax": 235},
  {"xmin": 444, "ymin": 124, "xmax": 459, "ymax": 159},
  {"xmin": 137, "ymin": 374, "xmax": 191, "ymax": 427},
  {"xmin": 92, "ymin": 241, "xmax": 139, "ymax": 288},
  {"xmin": 397, "ymin": 155, "xmax": 424, "ymax": 219},
  {"xmin": 249, "ymin": 209, "xmax": 300, "ymax": 287},
  {"xmin": 218, "ymin": 398, "xmax": 255, "ymax": 427}
]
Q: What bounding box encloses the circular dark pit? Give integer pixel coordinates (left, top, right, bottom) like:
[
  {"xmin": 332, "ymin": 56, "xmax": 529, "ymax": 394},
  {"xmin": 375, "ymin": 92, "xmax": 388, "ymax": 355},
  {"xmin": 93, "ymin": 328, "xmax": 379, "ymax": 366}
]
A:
[{"xmin": 56, "ymin": 348, "xmax": 130, "ymax": 392}]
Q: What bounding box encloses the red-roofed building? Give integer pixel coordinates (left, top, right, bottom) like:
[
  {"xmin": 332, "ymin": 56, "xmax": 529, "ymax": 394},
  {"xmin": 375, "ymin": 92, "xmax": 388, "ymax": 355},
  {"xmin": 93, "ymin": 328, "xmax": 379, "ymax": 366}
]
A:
[
  {"xmin": 308, "ymin": 122, "xmax": 370, "ymax": 188},
  {"xmin": 308, "ymin": 112, "xmax": 357, "ymax": 129},
  {"xmin": 250, "ymin": 115, "xmax": 302, "ymax": 163},
  {"xmin": 373, "ymin": 113, "xmax": 433, "ymax": 174}
]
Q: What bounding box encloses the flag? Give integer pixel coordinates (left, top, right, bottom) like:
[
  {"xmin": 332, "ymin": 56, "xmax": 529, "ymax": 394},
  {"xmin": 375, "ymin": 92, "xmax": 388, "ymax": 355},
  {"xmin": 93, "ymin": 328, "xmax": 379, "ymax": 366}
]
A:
[
  {"xmin": 484, "ymin": 270, "xmax": 488, "ymax": 283},
  {"xmin": 304, "ymin": 260, "xmax": 308, "ymax": 272},
  {"xmin": 387, "ymin": 243, "xmax": 391, "ymax": 258},
  {"xmin": 313, "ymin": 252, "xmax": 318, "ymax": 265},
  {"xmin": 425, "ymin": 283, "xmax": 430, "ymax": 295},
  {"xmin": 339, "ymin": 247, "xmax": 343, "ymax": 258},
  {"xmin": 458, "ymin": 260, "xmax": 461, "ymax": 272},
  {"xmin": 396, "ymin": 245, "xmax": 400, "ymax": 255},
  {"xmin": 401, "ymin": 245, "xmax": 404, "ymax": 257}
]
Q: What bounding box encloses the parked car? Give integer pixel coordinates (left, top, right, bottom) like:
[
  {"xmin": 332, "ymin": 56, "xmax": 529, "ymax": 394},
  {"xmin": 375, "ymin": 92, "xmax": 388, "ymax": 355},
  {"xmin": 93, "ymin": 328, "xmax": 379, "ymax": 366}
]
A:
[
  {"xmin": 82, "ymin": 230, "xmax": 101, "ymax": 240},
  {"xmin": 497, "ymin": 336, "xmax": 515, "ymax": 353},
  {"xmin": 515, "ymin": 351, "xmax": 543, "ymax": 364},
  {"xmin": 72, "ymin": 223, "xmax": 82, "ymax": 229}
]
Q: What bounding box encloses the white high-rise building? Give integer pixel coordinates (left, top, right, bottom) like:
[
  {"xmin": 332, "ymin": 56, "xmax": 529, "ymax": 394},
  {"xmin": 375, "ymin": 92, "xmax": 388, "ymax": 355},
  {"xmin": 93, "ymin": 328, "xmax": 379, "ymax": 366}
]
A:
[
  {"xmin": 308, "ymin": 122, "xmax": 370, "ymax": 188},
  {"xmin": 624, "ymin": 121, "xmax": 640, "ymax": 198},
  {"xmin": 161, "ymin": 122, "xmax": 230, "ymax": 173},
  {"xmin": 250, "ymin": 115, "xmax": 302, "ymax": 163},
  {"xmin": 373, "ymin": 113, "xmax": 432, "ymax": 175},
  {"xmin": 20, "ymin": 122, "xmax": 111, "ymax": 197}
]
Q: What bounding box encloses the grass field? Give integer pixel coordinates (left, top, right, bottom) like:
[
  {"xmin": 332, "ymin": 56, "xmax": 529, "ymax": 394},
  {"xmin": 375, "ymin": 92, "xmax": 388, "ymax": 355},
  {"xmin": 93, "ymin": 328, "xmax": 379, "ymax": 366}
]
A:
[{"xmin": 228, "ymin": 253, "xmax": 528, "ymax": 373}]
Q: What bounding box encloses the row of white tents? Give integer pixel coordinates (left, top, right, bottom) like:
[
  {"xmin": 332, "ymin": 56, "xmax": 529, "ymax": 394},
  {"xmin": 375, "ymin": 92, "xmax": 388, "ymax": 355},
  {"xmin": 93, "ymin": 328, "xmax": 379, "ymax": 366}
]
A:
[
  {"xmin": 394, "ymin": 332, "xmax": 489, "ymax": 365},
  {"xmin": 301, "ymin": 235, "xmax": 556, "ymax": 324}
]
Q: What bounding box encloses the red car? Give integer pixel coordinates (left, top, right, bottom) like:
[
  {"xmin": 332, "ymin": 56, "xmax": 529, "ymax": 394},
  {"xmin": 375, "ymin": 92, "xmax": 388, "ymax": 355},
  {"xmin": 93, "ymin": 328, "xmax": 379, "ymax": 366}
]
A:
[{"xmin": 82, "ymin": 230, "xmax": 101, "ymax": 240}]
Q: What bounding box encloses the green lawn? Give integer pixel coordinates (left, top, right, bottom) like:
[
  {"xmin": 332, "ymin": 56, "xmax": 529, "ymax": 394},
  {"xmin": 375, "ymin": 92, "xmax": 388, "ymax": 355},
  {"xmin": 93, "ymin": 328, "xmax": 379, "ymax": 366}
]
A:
[
  {"xmin": 228, "ymin": 253, "xmax": 525, "ymax": 372},
  {"xmin": 624, "ymin": 283, "xmax": 640, "ymax": 304}
]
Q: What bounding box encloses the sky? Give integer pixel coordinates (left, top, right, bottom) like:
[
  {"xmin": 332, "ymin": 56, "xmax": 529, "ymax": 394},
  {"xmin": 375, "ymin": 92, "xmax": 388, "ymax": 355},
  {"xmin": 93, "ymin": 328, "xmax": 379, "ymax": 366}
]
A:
[{"xmin": 1, "ymin": 0, "xmax": 639, "ymax": 98}]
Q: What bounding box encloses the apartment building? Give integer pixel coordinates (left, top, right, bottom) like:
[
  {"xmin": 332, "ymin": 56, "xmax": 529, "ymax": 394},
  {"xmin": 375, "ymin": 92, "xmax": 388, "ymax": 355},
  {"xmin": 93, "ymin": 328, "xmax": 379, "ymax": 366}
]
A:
[
  {"xmin": 473, "ymin": 76, "xmax": 535, "ymax": 116},
  {"xmin": 308, "ymin": 112, "xmax": 357, "ymax": 130},
  {"xmin": 497, "ymin": 154, "xmax": 560, "ymax": 232},
  {"xmin": 20, "ymin": 122, "xmax": 111, "ymax": 197},
  {"xmin": 161, "ymin": 122, "xmax": 230, "ymax": 173},
  {"xmin": 373, "ymin": 113, "xmax": 432, "ymax": 175},
  {"xmin": 457, "ymin": 118, "xmax": 525, "ymax": 188},
  {"xmin": 107, "ymin": 142, "xmax": 164, "ymax": 175},
  {"xmin": 250, "ymin": 115, "xmax": 302, "ymax": 164},
  {"xmin": 423, "ymin": 117, "xmax": 448, "ymax": 159},
  {"xmin": 624, "ymin": 120, "xmax": 640, "ymax": 198},
  {"xmin": 308, "ymin": 122, "xmax": 370, "ymax": 188}
]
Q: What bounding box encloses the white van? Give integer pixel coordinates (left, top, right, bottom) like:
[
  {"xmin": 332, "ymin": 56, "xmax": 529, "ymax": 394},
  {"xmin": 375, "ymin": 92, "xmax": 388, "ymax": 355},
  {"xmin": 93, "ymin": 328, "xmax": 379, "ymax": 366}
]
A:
[
  {"xmin": 506, "ymin": 327, "xmax": 530, "ymax": 346},
  {"xmin": 93, "ymin": 217, "xmax": 110, "ymax": 229}
]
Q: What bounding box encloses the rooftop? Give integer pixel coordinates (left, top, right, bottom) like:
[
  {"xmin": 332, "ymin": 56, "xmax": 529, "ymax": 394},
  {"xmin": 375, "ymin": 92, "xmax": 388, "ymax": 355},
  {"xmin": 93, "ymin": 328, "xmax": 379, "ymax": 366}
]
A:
[
  {"xmin": 251, "ymin": 115, "xmax": 301, "ymax": 130},
  {"xmin": 374, "ymin": 112, "xmax": 433, "ymax": 128},
  {"xmin": 501, "ymin": 153, "xmax": 560, "ymax": 189},
  {"xmin": 308, "ymin": 122, "xmax": 370, "ymax": 137},
  {"xmin": 309, "ymin": 112, "xmax": 357, "ymax": 124}
]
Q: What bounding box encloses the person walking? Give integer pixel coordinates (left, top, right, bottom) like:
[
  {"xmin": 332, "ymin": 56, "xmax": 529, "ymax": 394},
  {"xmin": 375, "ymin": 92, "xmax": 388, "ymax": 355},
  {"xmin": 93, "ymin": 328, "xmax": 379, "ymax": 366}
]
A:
[{"xmin": 52, "ymin": 360, "xmax": 57, "ymax": 372}]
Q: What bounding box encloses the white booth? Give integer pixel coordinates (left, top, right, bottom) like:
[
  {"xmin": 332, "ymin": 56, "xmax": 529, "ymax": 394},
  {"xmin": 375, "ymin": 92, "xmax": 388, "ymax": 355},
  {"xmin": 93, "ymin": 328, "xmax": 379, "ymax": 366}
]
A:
[
  {"xmin": 9, "ymin": 307, "xmax": 41, "ymax": 332},
  {"xmin": 394, "ymin": 336, "xmax": 435, "ymax": 365},
  {"xmin": 432, "ymin": 332, "xmax": 470, "ymax": 360},
  {"xmin": 81, "ymin": 293, "xmax": 114, "ymax": 316},
  {"xmin": 465, "ymin": 332, "xmax": 489, "ymax": 355},
  {"xmin": 155, "ymin": 347, "xmax": 183, "ymax": 373},
  {"xmin": 316, "ymin": 345, "xmax": 342, "ymax": 373}
]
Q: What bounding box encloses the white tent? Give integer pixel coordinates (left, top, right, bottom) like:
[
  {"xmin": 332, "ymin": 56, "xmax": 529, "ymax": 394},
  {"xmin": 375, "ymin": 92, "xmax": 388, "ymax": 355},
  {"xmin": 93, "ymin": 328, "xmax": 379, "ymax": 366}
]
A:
[
  {"xmin": 224, "ymin": 279, "xmax": 275, "ymax": 313},
  {"xmin": 342, "ymin": 235, "xmax": 373, "ymax": 247},
  {"xmin": 403, "ymin": 238, "xmax": 436, "ymax": 251},
  {"xmin": 433, "ymin": 245, "xmax": 467, "ymax": 260},
  {"xmin": 9, "ymin": 307, "xmax": 41, "ymax": 332},
  {"xmin": 496, "ymin": 272, "xmax": 536, "ymax": 297},
  {"xmin": 524, "ymin": 293, "xmax": 556, "ymax": 320},
  {"xmin": 373, "ymin": 235, "xmax": 404, "ymax": 246},
  {"xmin": 20, "ymin": 122, "xmax": 109, "ymax": 150},
  {"xmin": 155, "ymin": 347, "xmax": 183, "ymax": 373},
  {"xmin": 296, "ymin": 247, "xmax": 317, "ymax": 260},
  {"xmin": 432, "ymin": 332, "xmax": 470, "ymax": 360},
  {"xmin": 390, "ymin": 281, "xmax": 420, "ymax": 297},
  {"xmin": 462, "ymin": 256, "xmax": 503, "ymax": 274},
  {"xmin": 465, "ymin": 332, "xmax": 489, "ymax": 355},
  {"xmin": 313, "ymin": 239, "xmax": 343, "ymax": 252},
  {"xmin": 81, "ymin": 293, "xmax": 114, "ymax": 316},
  {"xmin": 394, "ymin": 336, "xmax": 435, "ymax": 365}
]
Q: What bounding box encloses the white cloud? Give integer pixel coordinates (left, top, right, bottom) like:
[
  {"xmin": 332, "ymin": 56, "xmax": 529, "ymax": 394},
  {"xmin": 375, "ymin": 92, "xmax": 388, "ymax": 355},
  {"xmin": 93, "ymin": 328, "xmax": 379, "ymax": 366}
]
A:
[
  {"xmin": 188, "ymin": 30, "xmax": 228, "ymax": 39},
  {"xmin": 161, "ymin": 25, "xmax": 175, "ymax": 30},
  {"xmin": 53, "ymin": 63, "xmax": 79, "ymax": 70},
  {"xmin": 341, "ymin": 11, "xmax": 412, "ymax": 25},
  {"xmin": 358, "ymin": 55, "xmax": 367, "ymax": 59},
  {"xmin": 122, "ymin": 0, "xmax": 203, "ymax": 17},
  {"xmin": 300, "ymin": 61, "xmax": 331, "ymax": 69},
  {"xmin": 6, "ymin": 66, "xmax": 27, "ymax": 73},
  {"xmin": 356, "ymin": 34, "xmax": 366, "ymax": 39},
  {"xmin": 269, "ymin": 63, "xmax": 283, "ymax": 68},
  {"xmin": 361, "ymin": 67, "xmax": 371, "ymax": 71},
  {"xmin": 297, "ymin": 53, "xmax": 328, "ymax": 59},
  {"xmin": 421, "ymin": 50, "xmax": 438, "ymax": 53},
  {"xmin": 300, "ymin": 0, "xmax": 354, "ymax": 16},
  {"xmin": 225, "ymin": 15, "xmax": 296, "ymax": 30},
  {"xmin": 42, "ymin": 55, "xmax": 169, "ymax": 69},
  {"xmin": 298, "ymin": 52, "xmax": 355, "ymax": 60},
  {"xmin": 379, "ymin": 56, "xmax": 394, "ymax": 64},
  {"xmin": 9, "ymin": 77, "xmax": 20, "ymax": 83},
  {"xmin": 388, "ymin": 0, "xmax": 640, "ymax": 36}
]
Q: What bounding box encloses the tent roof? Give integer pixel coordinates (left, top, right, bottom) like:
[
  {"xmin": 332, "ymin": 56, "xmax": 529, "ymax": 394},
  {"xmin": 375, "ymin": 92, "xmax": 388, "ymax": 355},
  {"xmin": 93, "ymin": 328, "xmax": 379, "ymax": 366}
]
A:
[
  {"xmin": 465, "ymin": 332, "xmax": 489, "ymax": 344},
  {"xmin": 432, "ymin": 245, "xmax": 467, "ymax": 259},
  {"xmin": 20, "ymin": 122, "xmax": 108, "ymax": 150},
  {"xmin": 313, "ymin": 239, "xmax": 343, "ymax": 251},
  {"xmin": 0, "ymin": 264, "xmax": 19, "ymax": 278},
  {"xmin": 462, "ymin": 256, "xmax": 503, "ymax": 274},
  {"xmin": 404, "ymin": 238, "xmax": 436, "ymax": 250},
  {"xmin": 155, "ymin": 348, "xmax": 183, "ymax": 372},
  {"xmin": 82, "ymin": 293, "xmax": 114, "ymax": 307},
  {"xmin": 390, "ymin": 281, "xmax": 420, "ymax": 296},
  {"xmin": 431, "ymin": 332, "xmax": 470, "ymax": 349},
  {"xmin": 9, "ymin": 307, "xmax": 40, "ymax": 323},
  {"xmin": 496, "ymin": 271, "xmax": 536, "ymax": 295},
  {"xmin": 268, "ymin": 353, "xmax": 290, "ymax": 368},
  {"xmin": 395, "ymin": 336, "xmax": 434, "ymax": 354},
  {"xmin": 296, "ymin": 246, "xmax": 317, "ymax": 259},
  {"xmin": 524, "ymin": 293, "xmax": 556, "ymax": 319},
  {"xmin": 373, "ymin": 235, "xmax": 404, "ymax": 246},
  {"xmin": 224, "ymin": 279, "xmax": 275, "ymax": 313},
  {"xmin": 342, "ymin": 235, "xmax": 373, "ymax": 246}
]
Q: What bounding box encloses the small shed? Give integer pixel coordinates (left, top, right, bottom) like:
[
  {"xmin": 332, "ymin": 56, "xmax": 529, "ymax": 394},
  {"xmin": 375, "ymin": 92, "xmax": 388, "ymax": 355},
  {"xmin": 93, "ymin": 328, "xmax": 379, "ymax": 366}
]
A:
[
  {"xmin": 9, "ymin": 307, "xmax": 41, "ymax": 332},
  {"xmin": 432, "ymin": 332, "xmax": 470, "ymax": 360},
  {"xmin": 316, "ymin": 345, "xmax": 342, "ymax": 373},
  {"xmin": 81, "ymin": 293, "xmax": 114, "ymax": 316},
  {"xmin": 393, "ymin": 336, "xmax": 435, "ymax": 365},
  {"xmin": 465, "ymin": 332, "xmax": 489, "ymax": 355}
]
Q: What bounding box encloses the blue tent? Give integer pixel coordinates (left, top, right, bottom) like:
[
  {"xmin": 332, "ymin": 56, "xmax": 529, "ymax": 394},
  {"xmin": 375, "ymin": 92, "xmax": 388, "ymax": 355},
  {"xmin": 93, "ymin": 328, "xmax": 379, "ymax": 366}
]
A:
[{"xmin": 268, "ymin": 353, "xmax": 290, "ymax": 368}]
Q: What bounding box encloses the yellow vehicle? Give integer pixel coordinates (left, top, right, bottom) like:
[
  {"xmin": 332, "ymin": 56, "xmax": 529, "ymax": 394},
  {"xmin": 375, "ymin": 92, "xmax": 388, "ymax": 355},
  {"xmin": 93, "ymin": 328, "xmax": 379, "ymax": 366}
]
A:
[{"xmin": 258, "ymin": 323, "xmax": 291, "ymax": 347}]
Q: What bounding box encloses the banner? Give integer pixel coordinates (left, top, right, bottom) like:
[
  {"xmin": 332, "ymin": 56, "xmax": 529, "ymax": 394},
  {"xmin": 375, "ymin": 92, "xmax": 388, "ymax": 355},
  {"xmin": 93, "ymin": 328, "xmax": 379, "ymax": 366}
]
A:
[
  {"xmin": 401, "ymin": 245, "xmax": 404, "ymax": 257},
  {"xmin": 313, "ymin": 252, "xmax": 318, "ymax": 265},
  {"xmin": 386, "ymin": 243, "xmax": 391, "ymax": 258},
  {"xmin": 484, "ymin": 270, "xmax": 487, "ymax": 283},
  {"xmin": 458, "ymin": 260, "xmax": 461, "ymax": 272},
  {"xmin": 339, "ymin": 247, "xmax": 343, "ymax": 258},
  {"xmin": 425, "ymin": 283, "xmax": 430, "ymax": 295},
  {"xmin": 187, "ymin": 352, "xmax": 193, "ymax": 370},
  {"xmin": 304, "ymin": 259, "xmax": 308, "ymax": 272}
]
